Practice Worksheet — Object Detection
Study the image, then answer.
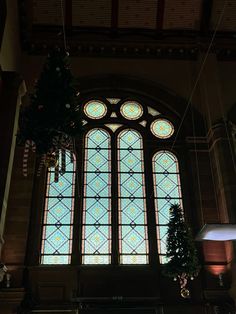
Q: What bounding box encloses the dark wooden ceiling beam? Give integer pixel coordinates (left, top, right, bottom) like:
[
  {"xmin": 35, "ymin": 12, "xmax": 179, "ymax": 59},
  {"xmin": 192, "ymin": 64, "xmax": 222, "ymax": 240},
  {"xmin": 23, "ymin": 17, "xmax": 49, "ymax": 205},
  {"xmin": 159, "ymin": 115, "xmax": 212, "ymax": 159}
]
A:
[
  {"xmin": 156, "ymin": 0, "xmax": 165, "ymax": 31},
  {"xmin": 111, "ymin": 0, "xmax": 119, "ymax": 35},
  {"xmin": 200, "ymin": 0, "xmax": 213, "ymax": 34},
  {"xmin": 65, "ymin": 0, "xmax": 72, "ymax": 29}
]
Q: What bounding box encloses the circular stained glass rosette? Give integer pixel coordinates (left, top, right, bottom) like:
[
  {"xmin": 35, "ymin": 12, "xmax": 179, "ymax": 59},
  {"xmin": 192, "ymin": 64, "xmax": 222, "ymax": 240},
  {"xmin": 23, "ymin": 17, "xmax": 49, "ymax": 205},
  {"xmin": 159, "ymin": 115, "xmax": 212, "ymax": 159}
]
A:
[
  {"xmin": 151, "ymin": 119, "xmax": 174, "ymax": 139},
  {"xmin": 84, "ymin": 100, "xmax": 107, "ymax": 119},
  {"xmin": 120, "ymin": 101, "xmax": 143, "ymax": 120}
]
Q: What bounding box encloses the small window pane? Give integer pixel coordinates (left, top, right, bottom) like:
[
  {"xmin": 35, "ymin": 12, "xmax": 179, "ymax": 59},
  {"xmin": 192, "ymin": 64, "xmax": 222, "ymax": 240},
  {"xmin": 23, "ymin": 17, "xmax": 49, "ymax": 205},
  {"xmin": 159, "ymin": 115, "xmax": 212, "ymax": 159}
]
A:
[
  {"xmin": 120, "ymin": 101, "xmax": 143, "ymax": 120},
  {"xmin": 84, "ymin": 100, "xmax": 107, "ymax": 119},
  {"xmin": 151, "ymin": 119, "xmax": 174, "ymax": 139}
]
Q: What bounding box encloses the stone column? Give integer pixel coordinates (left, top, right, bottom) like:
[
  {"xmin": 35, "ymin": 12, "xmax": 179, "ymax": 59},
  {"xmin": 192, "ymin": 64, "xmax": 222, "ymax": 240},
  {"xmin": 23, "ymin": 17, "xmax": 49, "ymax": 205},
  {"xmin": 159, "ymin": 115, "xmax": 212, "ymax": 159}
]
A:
[{"xmin": 0, "ymin": 72, "xmax": 26, "ymax": 260}]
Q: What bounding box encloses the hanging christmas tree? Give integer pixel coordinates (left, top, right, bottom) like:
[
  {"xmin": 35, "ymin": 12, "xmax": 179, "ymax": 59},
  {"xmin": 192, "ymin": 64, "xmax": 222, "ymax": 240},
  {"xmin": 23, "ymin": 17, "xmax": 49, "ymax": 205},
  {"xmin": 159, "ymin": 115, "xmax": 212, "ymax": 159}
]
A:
[
  {"xmin": 18, "ymin": 49, "xmax": 82, "ymax": 178},
  {"xmin": 163, "ymin": 203, "xmax": 200, "ymax": 298}
]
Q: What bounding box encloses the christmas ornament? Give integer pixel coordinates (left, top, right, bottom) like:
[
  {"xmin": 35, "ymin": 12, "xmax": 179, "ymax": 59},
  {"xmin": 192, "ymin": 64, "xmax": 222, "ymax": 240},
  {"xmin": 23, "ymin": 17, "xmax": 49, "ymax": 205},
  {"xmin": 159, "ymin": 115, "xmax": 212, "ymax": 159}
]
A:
[
  {"xmin": 180, "ymin": 288, "xmax": 190, "ymax": 299},
  {"xmin": 162, "ymin": 204, "xmax": 200, "ymax": 298},
  {"xmin": 65, "ymin": 103, "xmax": 70, "ymax": 109},
  {"xmin": 44, "ymin": 153, "xmax": 58, "ymax": 169}
]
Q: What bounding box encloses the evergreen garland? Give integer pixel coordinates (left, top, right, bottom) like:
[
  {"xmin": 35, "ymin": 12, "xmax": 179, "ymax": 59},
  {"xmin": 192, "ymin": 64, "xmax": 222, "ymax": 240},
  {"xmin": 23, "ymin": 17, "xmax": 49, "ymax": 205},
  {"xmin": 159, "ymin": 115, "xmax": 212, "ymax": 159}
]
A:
[
  {"xmin": 163, "ymin": 204, "xmax": 200, "ymax": 296},
  {"xmin": 18, "ymin": 49, "xmax": 81, "ymax": 154}
]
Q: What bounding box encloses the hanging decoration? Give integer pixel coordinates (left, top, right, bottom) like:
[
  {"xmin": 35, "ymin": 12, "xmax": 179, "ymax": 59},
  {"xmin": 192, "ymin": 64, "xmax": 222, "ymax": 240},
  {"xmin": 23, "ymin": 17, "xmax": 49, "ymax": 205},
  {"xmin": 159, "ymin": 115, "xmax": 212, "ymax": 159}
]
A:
[
  {"xmin": 17, "ymin": 49, "xmax": 81, "ymax": 179},
  {"xmin": 163, "ymin": 204, "xmax": 200, "ymax": 298}
]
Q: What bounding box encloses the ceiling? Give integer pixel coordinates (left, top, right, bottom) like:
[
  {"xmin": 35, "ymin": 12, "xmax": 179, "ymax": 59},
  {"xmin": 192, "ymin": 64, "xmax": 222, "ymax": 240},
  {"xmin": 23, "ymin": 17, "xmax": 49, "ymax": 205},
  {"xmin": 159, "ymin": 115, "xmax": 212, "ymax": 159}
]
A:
[{"xmin": 19, "ymin": 0, "xmax": 236, "ymax": 59}]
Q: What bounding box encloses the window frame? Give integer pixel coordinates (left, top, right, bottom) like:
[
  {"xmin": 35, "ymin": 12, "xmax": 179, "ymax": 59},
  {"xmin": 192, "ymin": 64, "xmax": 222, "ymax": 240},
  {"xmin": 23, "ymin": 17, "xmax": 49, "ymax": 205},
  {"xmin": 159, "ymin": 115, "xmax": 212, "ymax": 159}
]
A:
[{"xmin": 27, "ymin": 94, "xmax": 191, "ymax": 268}]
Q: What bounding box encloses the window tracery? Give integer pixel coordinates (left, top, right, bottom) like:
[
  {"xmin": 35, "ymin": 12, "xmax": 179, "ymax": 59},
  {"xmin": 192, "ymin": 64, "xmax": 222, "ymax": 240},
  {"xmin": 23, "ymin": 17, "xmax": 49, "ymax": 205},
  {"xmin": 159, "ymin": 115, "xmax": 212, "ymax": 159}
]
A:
[{"xmin": 40, "ymin": 97, "xmax": 183, "ymax": 266}]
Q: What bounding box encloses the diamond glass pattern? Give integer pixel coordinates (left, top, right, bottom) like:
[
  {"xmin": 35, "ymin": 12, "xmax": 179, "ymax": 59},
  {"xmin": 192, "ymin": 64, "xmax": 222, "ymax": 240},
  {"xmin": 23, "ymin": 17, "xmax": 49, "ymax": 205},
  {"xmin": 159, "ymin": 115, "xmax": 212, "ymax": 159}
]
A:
[
  {"xmin": 153, "ymin": 151, "xmax": 182, "ymax": 263},
  {"xmin": 82, "ymin": 129, "xmax": 111, "ymax": 264},
  {"xmin": 41, "ymin": 151, "xmax": 75, "ymax": 264},
  {"xmin": 84, "ymin": 100, "xmax": 107, "ymax": 119},
  {"xmin": 151, "ymin": 119, "xmax": 174, "ymax": 139},
  {"xmin": 118, "ymin": 129, "xmax": 148, "ymax": 264},
  {"xmin": 120, "ymin": 101, "xmax": 143, "ymax": 120}
]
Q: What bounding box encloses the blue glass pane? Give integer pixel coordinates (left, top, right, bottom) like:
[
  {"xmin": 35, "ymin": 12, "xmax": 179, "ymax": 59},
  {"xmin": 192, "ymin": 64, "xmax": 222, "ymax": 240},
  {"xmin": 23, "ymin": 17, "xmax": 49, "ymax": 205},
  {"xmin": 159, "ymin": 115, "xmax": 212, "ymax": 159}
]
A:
[
  {"xmin": 86, "ymin": 149, "xmax": 110, "ymax": 172},
  {"xmin": 154, "ymin": 174, "xmax": 180, "ymax": 198},
  {"xmin": 119, "ymin": 198, "xmax": 146, "ymax": 225},
  {"xmin": 153, "ymin": 151, "xmax": 182, "ymax": 262},
  {"xmin": 47, "ymin": 172, "xmax": 74, "ymax": 197},
  {"xmin": 154, "ymin": 151, "xmax": 178, "ymax": 173},
  {"xmin": 85, "ymin": 172, "xmax": 110, "ymax": 197},
  {"xmin": 119, "ymin": 149, "xmax": 143, "ymax": 172},
  {"xmin": 118, "ymin": 129, "xmax": 148, "ymax": 264},
  {"xmin": 119, "ymin": 173, "xmax": 145, "ymax": 198},
  {"xmin": 84, "ymin": 198, "xmax": 110, "ymax": 225},
  {"xmin": 86, "ymin": 129, "xmax": 110, "ymax": 149},
  {"xmin": 41, "ymin": 255, "xmax": 70, "ymax": 265},
  {"xmin": 41, "ymin": 150, "xmax": 75, "ymax": 265},
  {"xmin": 119, "ymin": 129, "xmax": 142, "ymax": 149},
  {"xmin": 121, "ymin": 255, "xmax": 148, "ymax": 264},
  {"xmin": 83, "ymin": 226, "xmax": 110, "ymax": 254},
  {"xmin": 82, "ymin": 129, "xmax": 111, "ymax": 264},
  {"xmin": 121, "ymin": 225, "xmax": 147, "ymax": 254},
  {"xmin": 83, "ymin": 255, "xmax": 110, "ymax": 265}
]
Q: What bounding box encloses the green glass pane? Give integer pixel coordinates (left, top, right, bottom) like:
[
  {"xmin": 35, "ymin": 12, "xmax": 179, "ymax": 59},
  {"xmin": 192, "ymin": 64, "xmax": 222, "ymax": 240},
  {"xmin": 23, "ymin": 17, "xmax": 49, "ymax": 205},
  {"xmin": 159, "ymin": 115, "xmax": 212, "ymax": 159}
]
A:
[
  {"xmin": 84, "ymin": 100, "xmax": 107, "ymax": 119},
  {"xmin": 120, "ymin": 101, "xmax": 143, "ymax": 120},
  {"xmin": 151, "ymin": 119, "xmax": 174, "ymax": 139}
]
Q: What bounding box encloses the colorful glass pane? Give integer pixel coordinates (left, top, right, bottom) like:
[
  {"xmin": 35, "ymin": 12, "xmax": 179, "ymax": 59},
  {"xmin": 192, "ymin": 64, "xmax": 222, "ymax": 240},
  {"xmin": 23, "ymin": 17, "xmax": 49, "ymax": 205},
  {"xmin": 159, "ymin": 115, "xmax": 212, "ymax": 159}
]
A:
[
  {"xmin": 118, "ymin": 129, "xmax": 148, "ymax": 264},
  {"xmin": 41, "ymin": 151, "xmax": 75, "ymax": 264},
  {"xmin": 120, "ymin": 101, "xmax": 143, "ymax": 120},
  {"xmin": 84, "ymin": 100, "xmax": 107, "ymax": 119},
  {"xmin": 153, "ymin": 151, "xmax": 182, "ymax": 263},
  {"xmin": 82, "ymin": 129, "xmax": 111, "ymax": 264},
  {"xmin": 106, "ymin": 98, "xmax": 121, "ymax": 104},
  {"xmin": 151, "ymin": 119, "xmax": 174, "ymax": 139}
]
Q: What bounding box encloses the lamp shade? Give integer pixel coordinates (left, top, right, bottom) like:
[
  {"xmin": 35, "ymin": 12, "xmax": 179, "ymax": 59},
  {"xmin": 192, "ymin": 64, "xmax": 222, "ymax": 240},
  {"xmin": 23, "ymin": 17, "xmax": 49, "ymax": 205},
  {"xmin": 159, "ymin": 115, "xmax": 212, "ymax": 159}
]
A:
[{"xmin": 195, "ymin": 224, "xmax": 236, "ymax": 241}]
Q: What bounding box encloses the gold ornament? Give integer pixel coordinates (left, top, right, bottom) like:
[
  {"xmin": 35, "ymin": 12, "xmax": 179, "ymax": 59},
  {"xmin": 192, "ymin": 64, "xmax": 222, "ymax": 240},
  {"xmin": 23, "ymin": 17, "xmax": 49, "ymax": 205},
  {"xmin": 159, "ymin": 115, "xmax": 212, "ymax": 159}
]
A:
[
  {"xmin": 45, "ymin": 153, "xmax": 58, "ymax": 169},
  {"xmin": 180, "ymin": 288, "xmax": 190, "ymax": 298}
]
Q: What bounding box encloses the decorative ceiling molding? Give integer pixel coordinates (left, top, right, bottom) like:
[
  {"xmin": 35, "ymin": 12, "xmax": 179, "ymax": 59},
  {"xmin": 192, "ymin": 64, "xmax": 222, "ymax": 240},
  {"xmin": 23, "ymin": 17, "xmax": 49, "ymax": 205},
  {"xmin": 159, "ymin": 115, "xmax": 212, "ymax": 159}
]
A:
[{"xmin": 18, "ymin": 0, "xmax": 236, "ymax": 60}]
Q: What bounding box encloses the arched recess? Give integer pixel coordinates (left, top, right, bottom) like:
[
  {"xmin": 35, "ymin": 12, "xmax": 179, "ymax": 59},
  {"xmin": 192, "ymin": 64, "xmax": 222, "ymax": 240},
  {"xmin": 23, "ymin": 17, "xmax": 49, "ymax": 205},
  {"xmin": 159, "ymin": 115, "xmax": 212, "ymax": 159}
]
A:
[{"xmin": 78, "ymin": 74, "xmax": 205, "ymax": 137}]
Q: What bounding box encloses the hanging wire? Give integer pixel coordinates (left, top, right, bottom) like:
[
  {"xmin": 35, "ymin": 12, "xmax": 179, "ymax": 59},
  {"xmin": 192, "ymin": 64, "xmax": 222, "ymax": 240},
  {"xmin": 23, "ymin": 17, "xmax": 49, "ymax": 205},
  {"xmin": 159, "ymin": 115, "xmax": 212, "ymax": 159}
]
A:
[
  {"xmin": 60, "ymin": 0, "xmax": 67, "ymax": 51},
  {"xmin": 171, "ymin": 0, "xmax": 229, "ymax": 152},
  {"xmin": 186, "ymin": 61, "xmax": 205, "ymax": 225}
]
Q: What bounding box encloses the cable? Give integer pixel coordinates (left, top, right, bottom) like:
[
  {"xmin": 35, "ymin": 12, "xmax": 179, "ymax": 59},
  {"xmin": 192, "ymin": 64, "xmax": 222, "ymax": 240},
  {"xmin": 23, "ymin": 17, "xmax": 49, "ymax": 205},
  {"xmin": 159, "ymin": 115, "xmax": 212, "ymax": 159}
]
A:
[
  {"xmin": 60, "ymin": 0, "xmax": 67, "ymax": 51},
  {"xmin": 171, "ymin": 0, "xmax": 229, "ymax": 152}
]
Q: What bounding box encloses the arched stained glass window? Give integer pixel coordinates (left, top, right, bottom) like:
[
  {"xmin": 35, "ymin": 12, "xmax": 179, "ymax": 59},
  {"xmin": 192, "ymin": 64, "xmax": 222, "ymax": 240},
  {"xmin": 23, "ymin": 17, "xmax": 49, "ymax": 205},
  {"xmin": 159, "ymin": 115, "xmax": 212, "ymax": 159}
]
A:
[
  {"xmin": 41, "ymin": 151, "xmax": 75, "ymax": 264},
  {"xmin": 82, "ymin": 129, "xmax": 111, "ymax": 264},
  {"xmin": 152, "ymin": 151, "xmax": 182, "ymax": 263},
  {"xmin": 118, "ymin": 129, "xmax": 148, "ymax": 264}
]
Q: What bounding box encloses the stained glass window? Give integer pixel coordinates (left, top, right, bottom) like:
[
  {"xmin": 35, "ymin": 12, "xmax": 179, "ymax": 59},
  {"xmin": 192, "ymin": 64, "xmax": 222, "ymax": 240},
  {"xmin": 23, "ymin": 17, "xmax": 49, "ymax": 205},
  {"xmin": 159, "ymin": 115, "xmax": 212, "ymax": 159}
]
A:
[
  {"xmin": 151, "ymin": 119, "xmax": 174, "ymax": 139},
  {"xmin": 82, "ymin": 129, "xmax": 111, "ymax": 264},
  {"xmin": 120, "ymin": 101, "xmax": 143, "ymax": 120},
  {"xmin": 153, "ymin": 151, "xmax": 182, "ymax": 263},
  {"xmin": 118, "ymin": 129, "xmax": 148, "ymax": 264},
  {"xmin": 84, "ymin": 100, "xmax": 107, "ymax": 119},
  {"xmin": 41, "ymin": 151, "xmax": 75, "ymax": 264}
]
